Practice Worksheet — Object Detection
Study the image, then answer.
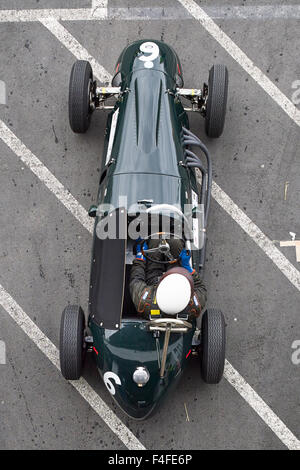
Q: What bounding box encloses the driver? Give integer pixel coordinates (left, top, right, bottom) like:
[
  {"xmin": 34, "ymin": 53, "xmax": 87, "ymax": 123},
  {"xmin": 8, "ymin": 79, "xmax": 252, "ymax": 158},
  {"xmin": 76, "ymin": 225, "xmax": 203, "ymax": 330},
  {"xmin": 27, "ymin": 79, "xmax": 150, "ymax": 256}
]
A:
[{"xmin": 129, "ymin": 238, "xmax": 207, "ymax": 318}]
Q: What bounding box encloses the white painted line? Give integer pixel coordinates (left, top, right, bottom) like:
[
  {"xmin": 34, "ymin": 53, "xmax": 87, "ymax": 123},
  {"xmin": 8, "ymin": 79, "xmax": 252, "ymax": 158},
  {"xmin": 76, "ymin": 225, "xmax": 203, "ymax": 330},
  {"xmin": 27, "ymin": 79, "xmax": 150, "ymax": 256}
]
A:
[
  {"xmin": 0, "ymin": 80, "xmax": 6, "ymax": 105},
  {"xmin": 177, "ymin": 0, "xmax": 300, "ymax": 128},
  {"xmin": 1, "ymin": 120, "xmax": 300, "ymax": 449},
  {"xmin": 204, "ymin": 5, "xmax": 300, "ymax": 20},
  {"xmin": 0, "ymin": 120, "xmax": 94, "ymax": 234},
  {"xmin": 40, "ymin": 18, "xmax": 112, "ymax": 84},
  {"xmin": 1, "ymin": 6, "xmax": 300, "ymax": 22},
  {"xmin": 224, "ymin": 360, "xmax": 300, "ymax": 450},
  {"xmin": 0, "ymin": 9, "xmax": 94, "ymax": 22},
  {"xmin": 0, "ymin": 8, "xmax": 108, "ymax": 22},
  {"xmin": 212, "ymin": 181, "xmax": 300, "ymax": 292},
  {"xmin": 0, "ymin": 283, "xmax": 145, "ymax": 450},
  {"xmin": 280, "ymin": 240, "xmax": 300, "ymax": 262},
  {"xmin": 91, "ymin": 0, "xmax": 108, "ymax": 18},
  {"xmin": 102, "ymin": 5, "xmax": 300, "ymax": 20}
]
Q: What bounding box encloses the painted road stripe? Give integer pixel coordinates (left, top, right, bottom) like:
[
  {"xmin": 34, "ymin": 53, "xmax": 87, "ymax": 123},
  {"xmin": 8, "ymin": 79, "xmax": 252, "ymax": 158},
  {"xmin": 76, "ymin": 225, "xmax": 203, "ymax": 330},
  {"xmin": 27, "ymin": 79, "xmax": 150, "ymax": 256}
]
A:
[
  {"xmin": 0, "ymin": 283, "xmax": 145, "ymax": 450},
  {"xmin": 1, "ymin": 6, "xmax": 300, "ymax": 21},
  {"xmin": 177, "ymin": 0, "xmax": 300, "ymax": 128},
  {"xmin": 1, "ymin": 121, "xmax": 300, "ymax": 449},
  {"xmin": 224, "ymin": 360, "xmax": 300, "ymax": 450},
  {"xmin": 0, "ymin": 120, "xmax": 94, "ymax": 234},
  {"xmin": 203, "ymin": 5, "xmax": 300, "ymax": 20},
  {"xmin": 40, "ymin": 18, "xmax": 112, "ymax": 84},
  {"xmin": 92, "ymin": 0, "xmax": 108, "ymax": 16},
  {"xmin": 212, "ymin": 181, "xmax": 300, "ymax": 292},
  {"xmin": 0, "ymin": 9, "xmax": 95, "ymax": 22}
]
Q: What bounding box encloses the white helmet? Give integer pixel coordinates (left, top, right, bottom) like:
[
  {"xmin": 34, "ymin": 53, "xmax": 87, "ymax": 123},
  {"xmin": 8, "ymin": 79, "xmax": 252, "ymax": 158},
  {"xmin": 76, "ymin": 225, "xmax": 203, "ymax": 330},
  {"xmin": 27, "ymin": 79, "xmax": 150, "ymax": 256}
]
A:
[{"xmin": 156, "ymin": 268, "xmax": 193, "ymax": 315}]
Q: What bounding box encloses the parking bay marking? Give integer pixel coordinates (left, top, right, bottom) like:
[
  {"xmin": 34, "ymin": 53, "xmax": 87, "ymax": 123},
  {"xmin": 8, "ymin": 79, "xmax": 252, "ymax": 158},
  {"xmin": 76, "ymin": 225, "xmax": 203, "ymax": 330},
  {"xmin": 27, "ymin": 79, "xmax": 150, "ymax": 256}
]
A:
[
  {"xmin": 177, "ymin": 0, "xmax": 300, "ymax": 129},
  {"xmin": 0, "ymin": 9, "xmax": 107, "ymax": 22},
  {"xmin": 0, "ymin": 282, "xmax": 145, "ymax": 451},
  {"xmin": 40, "ymin": 18, "xmax": 112, "ymax": 84},
  {"xmin": 280, "ymin": 241, "xmax": 300, "ymax": 263},
  {"xmin": 1, "ymin": 120, "xmax": 300, "ymax": 449},
  {"xmin": 1, "ymin": 6, "xmax": 300, "ymax": 21},
  {"xmin": 0, "ymin": 120, "xmax": 93, "ymax": 234},
  {"xmin": 212, "ymin": 181, "xmax": 300, "ymax": 292}
]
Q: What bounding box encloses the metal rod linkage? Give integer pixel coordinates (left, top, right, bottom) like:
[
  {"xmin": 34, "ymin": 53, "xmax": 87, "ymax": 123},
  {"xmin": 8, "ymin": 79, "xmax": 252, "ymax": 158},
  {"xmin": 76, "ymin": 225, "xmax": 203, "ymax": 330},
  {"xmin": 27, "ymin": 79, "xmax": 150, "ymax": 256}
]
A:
[{"xmin": 160, "ymin": 324, "xmax": 171, "ymax": 378}]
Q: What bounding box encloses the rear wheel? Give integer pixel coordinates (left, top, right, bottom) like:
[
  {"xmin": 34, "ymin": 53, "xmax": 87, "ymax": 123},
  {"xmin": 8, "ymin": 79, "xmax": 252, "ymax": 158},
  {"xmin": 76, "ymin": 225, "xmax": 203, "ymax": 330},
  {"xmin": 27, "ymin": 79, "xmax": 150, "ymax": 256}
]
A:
[
  {"xmin": 201, "ymin": 308, "xmax": 226, "ymax": 383},
  {"xmin": 60, "ymin": 305, "xmax": 85, "ymax": 380},
  {"xmin": 205, "ymin": 64, "xmax": 228, "ymax": 138},
  {"xmin": 69, "ymin": 60, "xmax": 94, "ymax": 133}
]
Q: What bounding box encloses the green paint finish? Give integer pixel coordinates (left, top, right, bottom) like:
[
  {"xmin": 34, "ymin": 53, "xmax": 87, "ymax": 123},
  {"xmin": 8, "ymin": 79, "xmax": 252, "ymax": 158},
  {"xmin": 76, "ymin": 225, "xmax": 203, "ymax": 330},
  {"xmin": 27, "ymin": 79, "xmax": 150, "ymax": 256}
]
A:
[
  {"xmin": 90, "ymin": 319, "xmax": 195, "ymax": 419},
  {"xmin": 97, "ymin": 39, "xmax": 191, "ymax": 213},
  {"xmin": 87, "ymin": 40, "xmax": 202, "ymax": 418}
]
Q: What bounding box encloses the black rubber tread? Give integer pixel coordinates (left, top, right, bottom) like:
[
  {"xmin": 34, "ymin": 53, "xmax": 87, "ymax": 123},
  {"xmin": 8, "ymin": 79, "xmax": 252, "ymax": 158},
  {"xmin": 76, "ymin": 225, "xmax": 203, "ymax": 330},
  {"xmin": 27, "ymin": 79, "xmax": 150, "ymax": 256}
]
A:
[
  {"xmin": 205, "ymin": 64, "xmax": 228, "ymax": 138},
  {"xmin": 201, "ymin": 308, "xmax": 226, "ymax": 384},
  {"xmin": 60, "ymin": 305, "xmax": 85, "ymax": 380},
  {"xmin": 69, "ymin": 60, "xmax": 93, "ymax": 133}
]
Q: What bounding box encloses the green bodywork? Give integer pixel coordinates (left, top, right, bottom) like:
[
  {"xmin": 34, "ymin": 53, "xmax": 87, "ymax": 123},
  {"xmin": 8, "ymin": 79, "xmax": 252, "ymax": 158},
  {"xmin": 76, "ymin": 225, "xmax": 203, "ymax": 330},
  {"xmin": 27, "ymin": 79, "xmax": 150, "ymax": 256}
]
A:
[
  {"xmin": 89, "ymin": 40, "xmax": 200, "ymax": 419},
  {"xmin": 97, "ymin": 39, "xmax": 198, "ymax": 212},
  {"xmin": 90, "ymin": 319, "xmax": 195, "ymax": 419}
]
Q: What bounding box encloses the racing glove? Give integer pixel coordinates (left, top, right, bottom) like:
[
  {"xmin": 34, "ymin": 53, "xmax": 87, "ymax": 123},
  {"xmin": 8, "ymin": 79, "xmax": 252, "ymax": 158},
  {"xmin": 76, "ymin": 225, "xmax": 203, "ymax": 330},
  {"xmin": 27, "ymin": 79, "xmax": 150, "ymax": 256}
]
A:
[
  {"xmin": 179, "ymin": 249, "xmax": 195, "ymax": 274},
  {"xmin": 136, "ymin": 239, "xmax": 148, "ymax": 262}
]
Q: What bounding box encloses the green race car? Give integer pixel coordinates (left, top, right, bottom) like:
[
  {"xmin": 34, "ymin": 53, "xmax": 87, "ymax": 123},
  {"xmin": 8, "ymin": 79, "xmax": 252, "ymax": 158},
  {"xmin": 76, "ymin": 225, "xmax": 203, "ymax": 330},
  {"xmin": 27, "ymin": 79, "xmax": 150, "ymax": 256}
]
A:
[{"xmin": 60, "ymin": 40, "xmax": 228, "ymax": 419}]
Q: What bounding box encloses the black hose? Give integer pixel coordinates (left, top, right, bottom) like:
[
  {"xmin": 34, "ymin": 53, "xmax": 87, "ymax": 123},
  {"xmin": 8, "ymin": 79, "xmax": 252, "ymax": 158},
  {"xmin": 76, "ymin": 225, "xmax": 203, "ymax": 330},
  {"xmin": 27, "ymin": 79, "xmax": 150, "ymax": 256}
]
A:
[
  {"xmin": 182, "ymin": 127, "xmax": 212, "ymax": 226},
  {"xmin": 185, "ymin": 151, "xmax": 206, "ymax": 173}
]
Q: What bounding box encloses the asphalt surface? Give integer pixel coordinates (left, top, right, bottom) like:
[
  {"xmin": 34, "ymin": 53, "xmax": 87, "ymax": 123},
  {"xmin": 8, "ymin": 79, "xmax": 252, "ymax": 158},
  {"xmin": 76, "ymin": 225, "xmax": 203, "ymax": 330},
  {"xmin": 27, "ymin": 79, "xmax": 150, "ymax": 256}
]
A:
[{"xmin": 0, "ymin": 0, "xmax": 299, "ymax": 450}]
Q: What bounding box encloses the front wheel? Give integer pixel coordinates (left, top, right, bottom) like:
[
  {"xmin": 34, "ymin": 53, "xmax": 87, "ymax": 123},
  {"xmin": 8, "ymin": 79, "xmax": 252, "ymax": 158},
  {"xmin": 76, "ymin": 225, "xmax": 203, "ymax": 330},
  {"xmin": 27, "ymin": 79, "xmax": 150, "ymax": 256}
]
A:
[
  {"xmin": 60, "ymin": 305, "xmax": 85, "ymax": 380},
  {"xmin": 201, "ymin": 308, "xmax": 226, "ymax": 384},
  {"xmin": 69, "ymin": 60, "xmax": 95, "ymax": 133},
  {"xmin": 205, "ymin": 64, "xmax": 228, "ymax": 138}
]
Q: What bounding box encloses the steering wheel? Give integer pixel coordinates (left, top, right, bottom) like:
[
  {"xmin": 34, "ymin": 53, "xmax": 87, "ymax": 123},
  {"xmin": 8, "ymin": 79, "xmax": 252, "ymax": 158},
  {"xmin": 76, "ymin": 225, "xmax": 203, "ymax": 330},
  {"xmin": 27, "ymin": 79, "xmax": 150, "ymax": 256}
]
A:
[{"xmin": 137, "ymin": 232, "xmax": 183, "ymax": 265}]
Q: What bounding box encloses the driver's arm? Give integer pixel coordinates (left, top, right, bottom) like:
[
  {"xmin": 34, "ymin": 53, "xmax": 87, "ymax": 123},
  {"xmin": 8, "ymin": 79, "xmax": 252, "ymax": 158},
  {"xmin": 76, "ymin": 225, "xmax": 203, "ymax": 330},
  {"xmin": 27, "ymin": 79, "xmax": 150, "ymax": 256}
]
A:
[{"xmin": 130, "ymin": 259, "xmax": 155, "ymax": 315}]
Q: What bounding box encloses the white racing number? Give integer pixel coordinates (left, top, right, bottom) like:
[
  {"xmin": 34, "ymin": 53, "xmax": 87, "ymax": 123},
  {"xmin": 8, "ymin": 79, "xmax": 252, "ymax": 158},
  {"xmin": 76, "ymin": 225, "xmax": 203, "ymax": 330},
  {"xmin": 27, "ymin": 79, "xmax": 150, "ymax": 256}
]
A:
[
  {"xmin": 138, "ymin": 41, "xmax": 159, "ymax": 69},
  {"xmin": 103, "ymin": 371, "xmax": 121, "ymax": 395}
]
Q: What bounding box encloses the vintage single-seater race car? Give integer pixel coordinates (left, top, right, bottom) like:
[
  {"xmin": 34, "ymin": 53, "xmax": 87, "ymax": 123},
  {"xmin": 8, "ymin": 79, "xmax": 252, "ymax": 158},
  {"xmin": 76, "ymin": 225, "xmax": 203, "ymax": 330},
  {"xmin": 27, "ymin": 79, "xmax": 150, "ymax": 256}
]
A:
[{"xmin": 59, "ymin": 40, "xmax": 228, "ymax": 419}]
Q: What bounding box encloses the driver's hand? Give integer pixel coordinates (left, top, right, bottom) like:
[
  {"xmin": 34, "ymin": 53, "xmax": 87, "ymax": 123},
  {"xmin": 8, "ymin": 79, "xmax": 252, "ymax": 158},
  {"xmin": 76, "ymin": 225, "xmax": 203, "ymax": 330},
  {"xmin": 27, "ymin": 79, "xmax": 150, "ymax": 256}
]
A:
[
  {"xmin": 179, "ymin": 249, "xmax": 194, "ymax": 273},
  {"xmin": 136, "ymin": 239, "xmax": 148, "ymax": 262}
]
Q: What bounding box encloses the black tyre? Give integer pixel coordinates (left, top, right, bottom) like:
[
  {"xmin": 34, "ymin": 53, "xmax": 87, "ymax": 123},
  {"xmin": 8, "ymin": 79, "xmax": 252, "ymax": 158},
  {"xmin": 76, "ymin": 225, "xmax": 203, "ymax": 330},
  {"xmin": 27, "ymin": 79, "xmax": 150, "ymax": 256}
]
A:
[
  {"xmin": 60, "ymin": 305, "xmax": 85, "ymax": 380},
  {"xmin": 205, "ymin": 64, "xmax": 228, "ymax": 138},
  {"xmin": 69, "ymin": 60, "xmax": 94, "ymax": 133},
  {"xmin": 201, "ymin": 309, "xmax": 226, "ymax": 384}
]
